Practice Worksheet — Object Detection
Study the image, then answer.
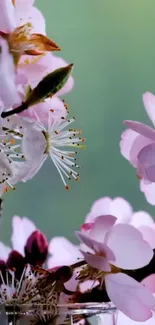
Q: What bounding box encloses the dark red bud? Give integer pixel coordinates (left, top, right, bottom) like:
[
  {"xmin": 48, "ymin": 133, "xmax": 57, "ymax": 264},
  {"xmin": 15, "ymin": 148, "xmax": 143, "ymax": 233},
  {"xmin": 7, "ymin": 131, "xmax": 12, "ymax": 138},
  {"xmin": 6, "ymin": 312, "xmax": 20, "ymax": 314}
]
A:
[
  {"xmin": 48, "ymin": 265, "xmax": 73, "ymax": 283},
  {"xmin": 7, "ymin": 250, "xmax": 25, "ymax": 280},
  {"xmin": 24, "ymin": 230, "xmax": 48, "ymax": 266}
]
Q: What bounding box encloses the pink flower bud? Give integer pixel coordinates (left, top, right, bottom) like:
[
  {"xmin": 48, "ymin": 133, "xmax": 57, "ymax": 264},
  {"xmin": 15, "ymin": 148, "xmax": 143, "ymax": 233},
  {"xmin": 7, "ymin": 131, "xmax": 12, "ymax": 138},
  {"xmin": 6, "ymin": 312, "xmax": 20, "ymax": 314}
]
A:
[
  {"xmin": 24, "ymin": 230, "xmax": 48, "ymax": 266},
  {"xmin": 7, "ymin": 250, "xmax": 25, "ymax": 279}
]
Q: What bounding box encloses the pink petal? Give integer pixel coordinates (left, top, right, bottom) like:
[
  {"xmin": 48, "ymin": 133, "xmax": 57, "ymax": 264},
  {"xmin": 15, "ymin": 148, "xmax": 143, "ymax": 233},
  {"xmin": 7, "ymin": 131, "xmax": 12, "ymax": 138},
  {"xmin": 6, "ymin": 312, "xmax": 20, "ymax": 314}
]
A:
[
  {"xmin": 80, "ymin": 250, "xmax": 111, "ymax": 272},
  {"xmin": 22, "ymin": 127, "xmax": 45, "ymax": 160},
  {"xmin": 27, "ymin": 53, "xmax": 74, "ymax": 94},
  {"xmin": 85, "ymin": 197, "xmax": 133, "ymax": 224},
  {"xmin": 16, "ymin": 6, "xmax": 46, "ymax": 34},
  {"xmin": 142, "ymin": 274, "xmax": 155, "ymax": 293},
  {"xmin": 0, "ymin": 38, "xmax": 20, "ymax": 108},
  {"xmin": 107, "ymin": 224, "xmax": 153, "ymax": 269},
  {"xmin": 0, "ymin": 0, "xmax": 16, "ymax": 32},
  {"xmin": 139, "ymin": 226, "xmax": 155, "ymax": 249},
  {"xmin": 143, "ymin": 92, "xmax": 155, "ymax": 127},
  {"xmin": 20, "ymin": 97, "xmax": 67, "ymax": 125},
  {"xmin": 124, "ymin": 121, "xmax": 155, "ymax": 142},
  {"xmin": 11, "ymin": 216, "xmax": 36, "ymax": 255},
  {"xmin": 110, "ymin": 197, "xmax": 133, "ymax": 223},
  {"xmin": 0, "ymin": 242, "xmax": 11, "ymax": 261},
  {"xmin": 130, "ymin": 135, "xmax": 153, "ymax": 167},
  {"xmin": 105, "ymin": 273, "xmax": 155, "ymax": 321},
  {"xmin": 85, "ymin": 197, "xmax": 112, "ymax": 222},
  {"xmin": 137, "ymin": 143, "xmax": 155, "ymax": 181},
  {"xmin": 15, "ymin": 0, "xmax": 35, "ymax": 11},
  {"xmin": 130, "ymin": 211, "xmax": 154, "ymax": 228},
  {"xmin": 89, "ymin": 215, "xmax": 117, "ymax": 243},
  {"xmin": 120, "ymin": 128, "xmax": 153, "ymax": 169},
  {"xmin": 76, "ymin": 231, "xmax": 115, "ymax": 261},
  {"xmin": 117, "ymin": 310, "xmax": 155, "ymax": 325},
  {"xmin": 140, "ymin": 180, "xmax": 155, "ymax": 205},
  {"xmin": 18, "ymin": 61, "xmax": 47, "ymax": 86},
  {"xmin": 120, "ymin": 129, "xmax": 139, "ymax": 162},
  {"xmin": 48, "ymin": 237, "xmax": 82, "ymax": 268}
]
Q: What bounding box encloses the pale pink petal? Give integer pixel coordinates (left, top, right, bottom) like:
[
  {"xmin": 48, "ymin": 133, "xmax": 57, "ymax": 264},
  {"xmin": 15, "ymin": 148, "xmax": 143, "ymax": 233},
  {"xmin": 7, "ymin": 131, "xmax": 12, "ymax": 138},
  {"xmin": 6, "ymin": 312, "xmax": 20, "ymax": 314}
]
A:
[
  {"xmin": 124, "ymin": 121, "xmax": 155, "ymax": 142},
  {"xmin": 15, "ymin": 0, "xmax": 35, "ymax": 11},
  {"xmin": 76, "ymin": 231, "xmax": 115, "ymax": 261},
  {"xmin": 0, "ymin": 38, "xmax": 20, "ymax": 108},
  {"xmin": 48, "ymin": 237, "xmax": 82, "ymax": 268},
  {"xmin": 140, "ymin": 180, "xmax": 155, "ymax": 206},
  {"xmin": 142, "ymin": 275, "xmax": 155, "ymax": 293},
  {"xmin": 105, "ymin": 273, "xmax": 155, "ymax": 321},
  {"xmin": 138, "ymin": 226, "xmax": 155, "ymax": 249},
  {"xmin": 20, "ymin": 97, "xmax": 67, "ymax": 125},
  {"xmin": 16, "ymin": 6, "xmax": 46, "ymax": 34},
  {"xmin": 137, "ymin": 143, "xmax": 155, "ymax": 182},
  {"xmin": 120, "ymin": 127, "xmax": 153, "ymax": 168},
  {"xmin": 117, "ymin": 310, "xmax": 155, "ymax": 325},
  {"xmin": 143, "ymin": 92, "xmax": 155, "ymax": 127},
  {"xmin": 85, "ymin": 197, "xmax": 112, "ymax": 222},
  {"xmin": 120, "ymin": 129, "xmax": 139, "ymax": 162},
  {"xmin": 107, "ymin": 224, "xmax": 153, "ymax": 269},
  {"xmin": 22, "ymin": 126, "xmax": 45, "ymax": 160},
  {"xmin": 110, "ymin": 197, "xmax": 133, "ymax": 223},
  {"xmin": 18, "ymin": 62, "xmax": 47, "ymax": 86},
  {"xmin": 130, "ymin": 135, "xmax": 153, "ymax": 167},
  {"xmin": 0, "ymin": 242, "xmax": 11, "ymax": 261},
  {"xmin": 89, "ymin": 215, "xmax": 117, "ymax": 243},
  {"xmin": 0, "ymin": 0, "xmax": 16, "ymax": 32},
  {"xmin": 11, "ymin": 216, "xmax": 36, "ymax": 255},
  {"xmin": 86, "ymin": 197, "xmax": 133, "ymax": 224},
  {"xmin": 80, "ymin": 250, "xmax": 111, "ymax": 272},
  {"xmin": 27, "ymin": 53, "xmax": 74, "ymax": 94},
  {"xmin": 130, "ymin": 211, "xmax": 154, "ymax": 227}
]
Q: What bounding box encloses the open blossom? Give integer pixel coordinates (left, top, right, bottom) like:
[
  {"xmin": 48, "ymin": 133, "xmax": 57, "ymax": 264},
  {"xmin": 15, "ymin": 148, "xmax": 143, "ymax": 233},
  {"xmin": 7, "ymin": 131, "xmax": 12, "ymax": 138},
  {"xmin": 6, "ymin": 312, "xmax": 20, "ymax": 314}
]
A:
[
  {"xmin": 83, "ymin": 197, "xmax": 155, "ymax": 292},
  {"xmin": 0, "ymin": 0, "xmax": 61, "ymax": 68},
  {"xmin": 120, "ymin": 92, "xmax": 155, "ymax": 205},
  {"xmin": 84, "ymin": 196, "xmax": 155, "ymax": 246},
  {"xmin": 76, "ymin": 215, "xmax": 154, "ymax": 321},
  {"xmin": 21, "ymin": 108, "xmax": 85, "ymax": 189}
]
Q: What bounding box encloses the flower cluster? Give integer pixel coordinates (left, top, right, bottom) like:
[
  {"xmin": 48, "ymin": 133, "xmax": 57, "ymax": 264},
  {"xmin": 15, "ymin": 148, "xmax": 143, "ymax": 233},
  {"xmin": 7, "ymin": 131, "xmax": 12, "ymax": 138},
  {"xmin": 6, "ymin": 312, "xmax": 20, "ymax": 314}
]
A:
[
  {"xmin": 1, "ymin": 1, "xmax": 155, "ymax": 325},
  {"xmin": 1, "ymin": 199, "xmax": 155, "ymax": 324},
  {"xmin": 0, "ymin": 0, "xmax": 85, "ymax": 194}
]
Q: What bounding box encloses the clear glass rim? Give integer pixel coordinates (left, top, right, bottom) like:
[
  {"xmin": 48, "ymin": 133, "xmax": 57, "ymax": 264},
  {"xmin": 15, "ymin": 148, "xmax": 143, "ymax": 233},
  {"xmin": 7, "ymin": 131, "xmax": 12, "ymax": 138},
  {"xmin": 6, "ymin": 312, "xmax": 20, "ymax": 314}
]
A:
[{"xmin": 0, "ymin": 302, "xmax": 117, "ymax": 316}]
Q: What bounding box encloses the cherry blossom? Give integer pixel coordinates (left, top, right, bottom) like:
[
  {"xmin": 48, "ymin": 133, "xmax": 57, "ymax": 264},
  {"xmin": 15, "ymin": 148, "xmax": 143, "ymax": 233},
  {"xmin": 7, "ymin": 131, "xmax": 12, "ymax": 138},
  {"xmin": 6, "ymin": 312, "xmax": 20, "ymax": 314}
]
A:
[
  {"xmin": 120, "ymin": 92, "xmax": 155, "ymax": 205},
  {"xmin": 21, "ymin": 108, "xmax": 85, "ymax": 189},
  {"xmin": 76, "ymin": 215, "xmax": 155, "ymax": 320}
]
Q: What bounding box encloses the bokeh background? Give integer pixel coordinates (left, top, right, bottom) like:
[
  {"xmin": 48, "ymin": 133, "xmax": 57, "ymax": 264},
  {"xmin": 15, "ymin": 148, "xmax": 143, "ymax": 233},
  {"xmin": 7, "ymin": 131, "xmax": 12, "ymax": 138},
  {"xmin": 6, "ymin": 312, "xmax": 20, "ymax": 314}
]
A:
[{"xmin": 2, "ymin": 0, "xmax": 155, "ymax": 244}]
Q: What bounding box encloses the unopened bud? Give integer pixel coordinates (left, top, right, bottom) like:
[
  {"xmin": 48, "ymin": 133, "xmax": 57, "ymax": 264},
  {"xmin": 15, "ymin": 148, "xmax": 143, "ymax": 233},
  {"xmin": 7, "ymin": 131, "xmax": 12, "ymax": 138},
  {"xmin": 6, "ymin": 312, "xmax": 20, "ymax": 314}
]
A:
[
  {"xmin": 7, "ymin": 250, "xmax": 25, "ymax": 280},
  {"xmin": 24, "ymin": 230, "xmax": 48, "ymax": 266},
  {"xmin": 25, "ymin": 64, "xmax": 74, "ymax": 107}
]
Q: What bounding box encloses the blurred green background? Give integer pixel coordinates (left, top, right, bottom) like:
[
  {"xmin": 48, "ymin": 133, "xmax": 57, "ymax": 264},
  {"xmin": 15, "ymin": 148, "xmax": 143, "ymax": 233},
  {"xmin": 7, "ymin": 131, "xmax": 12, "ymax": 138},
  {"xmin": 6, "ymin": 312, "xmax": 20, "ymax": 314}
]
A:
[{"xmin": 2, "ymin": 0, "xmax": 155, "ymax": 244}]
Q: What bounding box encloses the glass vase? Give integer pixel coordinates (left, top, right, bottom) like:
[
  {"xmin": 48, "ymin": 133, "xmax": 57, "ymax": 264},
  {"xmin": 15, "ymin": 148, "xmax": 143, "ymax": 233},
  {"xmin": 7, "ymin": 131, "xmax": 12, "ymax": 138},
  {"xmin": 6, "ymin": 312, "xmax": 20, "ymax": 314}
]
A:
[{"xmin": 0, "ymin": 302, "xmax": 117, "ymax": 325}]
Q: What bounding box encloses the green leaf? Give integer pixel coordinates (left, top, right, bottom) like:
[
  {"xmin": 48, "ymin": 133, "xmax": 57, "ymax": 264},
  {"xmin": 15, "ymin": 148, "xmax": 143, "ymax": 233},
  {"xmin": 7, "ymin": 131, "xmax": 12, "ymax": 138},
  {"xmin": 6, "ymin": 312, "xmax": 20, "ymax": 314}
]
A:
[{"xmin": 25, "ymin": 63, "xmax": 74, "ymax": 107}]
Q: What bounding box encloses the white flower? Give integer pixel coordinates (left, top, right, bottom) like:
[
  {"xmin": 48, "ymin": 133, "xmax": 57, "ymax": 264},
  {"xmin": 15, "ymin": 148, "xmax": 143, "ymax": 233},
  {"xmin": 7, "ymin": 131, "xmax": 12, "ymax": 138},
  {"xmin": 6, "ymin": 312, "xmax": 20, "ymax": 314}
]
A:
[{"xmin": 22, "ymin": 109, "xmax": 86, "ymax": 189}]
